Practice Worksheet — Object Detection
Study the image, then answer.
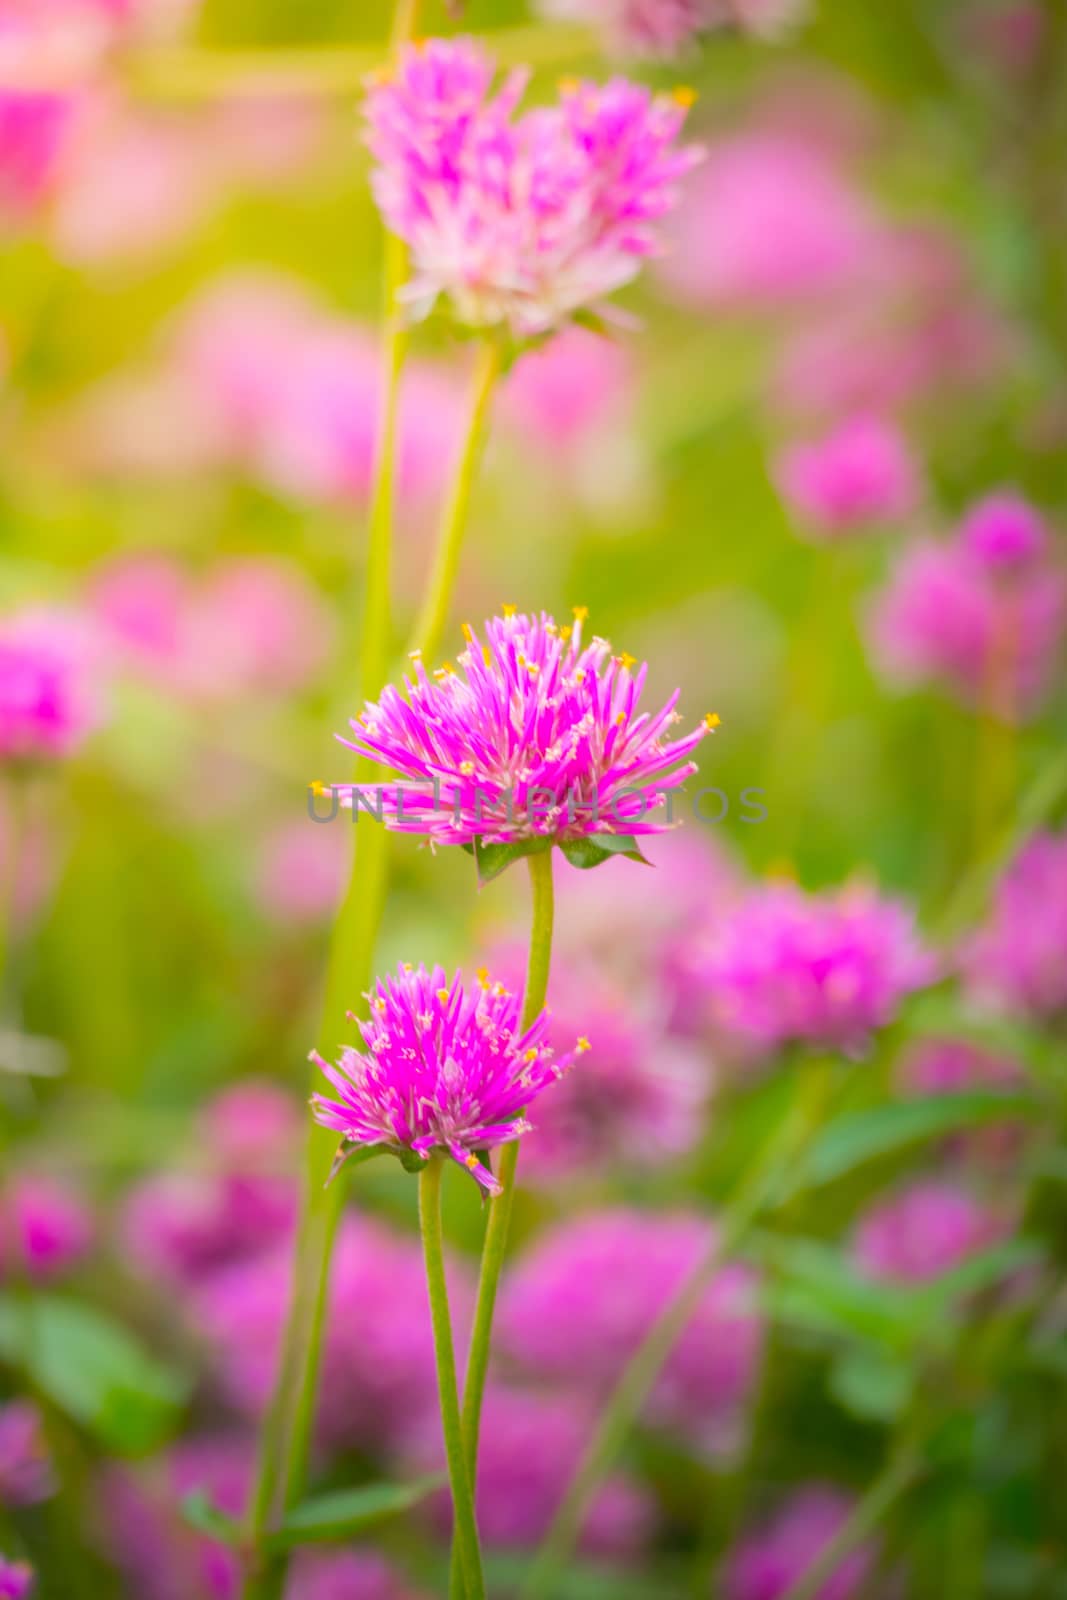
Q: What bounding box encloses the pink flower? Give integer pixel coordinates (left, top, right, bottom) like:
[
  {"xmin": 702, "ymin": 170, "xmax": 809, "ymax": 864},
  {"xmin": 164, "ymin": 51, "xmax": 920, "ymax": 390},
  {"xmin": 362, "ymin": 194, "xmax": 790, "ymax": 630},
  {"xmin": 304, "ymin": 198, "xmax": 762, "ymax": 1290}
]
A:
[
  {"xmin": 0, "ymin": 1558, "xmax": 33, "ymax": 1600},
  {"xmin": 417, "ymin": 1383, "xmax": 654, "ymax": 1555},
  {"xmin": 853, "ymin": 1180, "xmax": 1007, "ymax": 1284},
  {"xmin": 896, "ymin": 1037, "xmax": 1027, "ymax": 1164},
  {"xmin": 662, "ymin": 132, "xmax": 875, "ymax": 309},
  {"xmin": 0, "ymin": 91, "xmax": 76, "ymax": 217},
  {"xmin": 502, "ymin": 328, "xmax": 635, "ymax": 457},
  {"xmin": 0, "ymin": 1403, "xmax": 53, "ymax": 1507},
  {"xmin": 253, "ymin": 818, "xmax": 348, "ymax": 926},
  {"xmin": 0, "ymin": 607, "xmax": 104, "ymax": 764},
  {"xmin": 962, "ymin": 831, "xmax": 1067, "ymax": 1018},
  {"xmin": 500, "ymin": 1209, "xmax": 763, "ymax": 1453},
  {"xmin": 289, "ymin": 1551, "xmax": 423, "ymax": 1600},
  {"xmin": 701, "ymin": 880, "xmax": 933, "ymax": 1056},
  {"xmin": 365, "ymin": 38, "xmax": 700, "ymax": 336},
  {"xmin": 868, "ymin": 518, "xmax": 1065, "ymax": 719},
  {"xmin": 774, "ymin": 415, "xmax": 920, "ymax": 537},
  {"xmin": 537, "ymin": 0, "xmax": 708, "ymax": 57},
  {"xmin": 1, "ymin": 1176, "xmax": 93, "ymax": 1281},
  {"xmin": 723, "ymin": 1485, "xmax": 875, "ymax": 1600}
]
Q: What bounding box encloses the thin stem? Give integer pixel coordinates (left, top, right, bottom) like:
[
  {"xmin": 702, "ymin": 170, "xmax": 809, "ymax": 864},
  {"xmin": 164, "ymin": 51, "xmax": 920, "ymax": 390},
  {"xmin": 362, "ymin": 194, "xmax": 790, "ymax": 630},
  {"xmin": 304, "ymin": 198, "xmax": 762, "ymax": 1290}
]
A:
[
  {"xmin": 420, "ymin": 1154, "xmax": 488, "ymax": 1600},
  {"xmin": 778, "ymin": 1451, "xmax": 920, "ymax": 1600},
  {"xmin": 519, "ymin": 1057, "xmax": 829, "ymax": 1600},
  {"xmin": 449, "ymin": 849, "xmax": 555, "ymax": 1600},
  {"xmin": 409, "ymin": 340, "xmax": 502, "ymax": 669},
  {"xmin": 0, "ymin": 777, "xmax": 30, "ymax": 1022}
]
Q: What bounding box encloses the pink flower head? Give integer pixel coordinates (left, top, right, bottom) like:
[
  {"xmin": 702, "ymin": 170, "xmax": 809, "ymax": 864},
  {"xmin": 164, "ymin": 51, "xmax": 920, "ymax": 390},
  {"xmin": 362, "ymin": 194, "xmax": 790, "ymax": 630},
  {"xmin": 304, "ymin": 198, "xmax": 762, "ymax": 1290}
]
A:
[
  {"xmin": 0, "ymin": 1559, "xmax": 33, "ymax": 1600},
  {"xmin": 896, "ymin": 1037, "xmax": 1027, "ymax": 1166},
  {"xmin": 958, "ymin": 490, "xmax": 1048, "ymax": 570},
  {"xmin": 1, "ymin": 1175, "xmax": 93, "ymax": 1280},
  {"xmin": 963, "ymin": 831, "xmax": 1067, "ymax": 1018},
  {"xmin": 0, "ymin": 607, "xmax": 103, "ymax": 764},
  {"xmin": 0, "ymin": 1402, "xmax": 53, "ymax": 1507},
  {"xmin": 723, "ymin": 1485, "xmax": 875, "ymax": 1600},
  {"xmin": 502, "ymin": 327, "xmax": 634, "ymax": 457},
  {"xmin": 500, "ymin": 1209, "xmax": 763, "ymax": 1452},
  {"xmin": 0, "ymin": 91, "xmax": 75, "ymax": 217},
  {"xmin": 311, "ymin": 963, "xmax": 575, "ymax": 1194},
  {"xmin": 538, "ymin": 0, "xmax": 707, "ymax": 58},
  {"xmin": 254, "ymin": 818, "xmax": 348, "ymax": 926},
  {"xmin": 774, "ymin": 415, "xmax": 920, "ymax": 537},
  {"xmin": 365, "ymin": 38, "xmax": 700, "ymax": 337},
  {"xmin": 869, "ymin": 526, "xmax": 1066, "ymax": 720},
  {"xmin": 702, "ymin": 880, "xmax": 933, "ymax": 1056},
  {"xmin": 853, "ymin": 1180, "xmax": 1007, "ymax": 1284},
  {"xmin": 336, "ymin": 609, "xmax": 711, "ymax": 855},
  {"xmin": 290, "ymin": 1550, "xmax": 423, "ymax": 1600},
  {"xmin": 419, "ymin": 1383, "xmax": 654, "ymax": 1555},
  {"xmin": 662, "ymin": 132, "xmax": 874, "ymax": 310}
]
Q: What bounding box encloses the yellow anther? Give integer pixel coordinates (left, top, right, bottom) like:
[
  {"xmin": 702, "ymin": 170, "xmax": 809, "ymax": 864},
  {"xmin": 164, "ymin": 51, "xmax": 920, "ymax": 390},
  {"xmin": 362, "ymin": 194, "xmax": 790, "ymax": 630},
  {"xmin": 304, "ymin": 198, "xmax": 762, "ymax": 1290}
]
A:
[
  {"xmin": 464, "ymin": 1153, "xmax": 480, "ymax": 1169},
  {"xmin": 436, "ymin": 987, "xmax": 450, "ymax": 1003},
  {"xmin": 671, "ymin": 85, "xmax": 697, "ymax": 108},
  {"xmin": 462, "ymin": 621, "xmax": 474, "ymax": 642},
  {"xmin": 483, "ymin": 645, "xmax": 492, "ymax": 666},
  {"xmin": 527, "ymin": 662, "xmax": 539, "ymax": 678},
  {"xmin": 502, "ymin": 603, "xmax": 516, "ymax": 618},
  {"xmin": 524, "ymin": 1047, "xmax": 539, "ymax": 1061},
  {"xmin": 618, "ymin": 651, "xmax": 636, "ymax": 671},
  {"xmin": 558, "ymin": 76, "xmax": 579, "ymax": 93},
  {"xmin": 572, "ymin": 604, "xmax": 589, "ymax": 622},
  {"xmin": 460, "ymin": 761, "xmax": 475, "ymax": 776},
  {"xmin": 576, "ymin": 1036, "xmax": 591, "ymax": 1053},
  {"xmin": 309, "ymin": 780, "xmax": 329, "ymax": 798},
  {"xmin": 704, "ymin": 712, "xmax": 722, "ymax": 731},
  {"xmin": 492, "ymin": 982, "xmax": 509, "ymax": 997},
  {"xmin": 560, "ymin": 624, "xmax": 573, "ymax": 642},
  {"xmin": 575, "ymin": 668, "xmax": 586, "ymax": 684},
  {"xmin": 616, "ymin": 712, "xmax": 626, "ymax": 726},
  {"xmin": 476, "ymin": 966, "xmax": 490, "ymax": 986}
]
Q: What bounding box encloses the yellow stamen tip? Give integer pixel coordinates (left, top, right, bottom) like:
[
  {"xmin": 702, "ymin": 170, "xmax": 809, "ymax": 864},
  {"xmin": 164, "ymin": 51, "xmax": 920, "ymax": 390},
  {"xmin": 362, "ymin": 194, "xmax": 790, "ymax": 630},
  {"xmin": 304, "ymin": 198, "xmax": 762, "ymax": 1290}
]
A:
[
  {"xmin": 558, "ymin": 76, "xmax": 579, "ymax": 93},
  {"xmin": 704, "ymin": 712, "xmax": 722, "ymax": 731},
  {"xmin": 618, "ymin": 651, "xmax": 636, "ymax": 671},
  {"xmin": 572, "ymin": 604, "xmax": 589, "ymax": 622},
  {"xmin": 524, "ymin": 1047, "xmax": 538, "ymax": 1061},
  {"xmin": 461, "ymin": 621, "xmax": 474, "ymax": 641},
  {"xmin": 436, "ymin": 987, "xmax": 450, "ymax": 1003},
  {"xmin": 309, "ymin": 780, "xmax": 329, "ymax": 798},
  {"xmin": 465, "ymin": 1153, "xmax": 480, "ymax": 1169},
  {"xmin": 671, "ymin": 85, "xmax": 697, "ymax": 109},
  {"xmin": 502, "ymin": 603, "xmax": 516, "ymax": 618},
  {"xmin": 577, "ymin": 1036, "xmax": 591, "ymax": 1053}
]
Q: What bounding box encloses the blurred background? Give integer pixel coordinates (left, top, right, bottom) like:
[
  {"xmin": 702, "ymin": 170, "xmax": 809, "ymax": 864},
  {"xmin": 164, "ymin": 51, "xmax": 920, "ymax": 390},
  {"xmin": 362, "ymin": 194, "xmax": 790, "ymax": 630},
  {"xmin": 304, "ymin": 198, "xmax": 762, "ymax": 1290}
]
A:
[{"xmin": 2, "ymin": 2, "xmax": 1067, "ymax": 1597}]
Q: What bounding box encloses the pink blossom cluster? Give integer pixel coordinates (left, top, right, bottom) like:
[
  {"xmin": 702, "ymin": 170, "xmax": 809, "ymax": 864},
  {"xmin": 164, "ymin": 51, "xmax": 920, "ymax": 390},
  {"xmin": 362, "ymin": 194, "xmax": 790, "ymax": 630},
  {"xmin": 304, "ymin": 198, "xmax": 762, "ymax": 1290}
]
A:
[
  {"xmin": 0, "ymin": 1174, "xmax": 93, "ymax": 1280},
  {"xmin": 0, "ymin": 1403, "xmax": 53, "ymax": 1507},
  {"xmin": 853, "ymin": 1180, "xmax": 1007, "ymax": 1284},
  {"xmin": 0, "ymin": 1558, "xmax": 33, "ymax": 1600},
  {"xmin": 774, "ymin": 414, "xmax": 921, "ymax": 538},
  {"xmin": 700, "ymin": 879, "xmax": 934, "ymax": 1056},
  {"xmin": 869, "ymin": 492, "xmax": 1065, "ymax": 720},
  {"xmin": 963, "ymin": 831, "xmax": 1067, "ymax": 1018},
  {"xmin": 723, "ymin": 1485, "xmax": 876, "ymax": 1600},
  {"xmin": 500, "ymin": 1209, "xmax": 763, "ymax": 1453},
  {"xmin": 536, "ymin": 0, "xmax": 806, "ymax": 60},
  {"xmin": 364, "ymin": 38, "xmax": 701, "ymax": 336},
  {"xmin": 0, "ymin": 607, "xmax": 104, "ymax": 765}
]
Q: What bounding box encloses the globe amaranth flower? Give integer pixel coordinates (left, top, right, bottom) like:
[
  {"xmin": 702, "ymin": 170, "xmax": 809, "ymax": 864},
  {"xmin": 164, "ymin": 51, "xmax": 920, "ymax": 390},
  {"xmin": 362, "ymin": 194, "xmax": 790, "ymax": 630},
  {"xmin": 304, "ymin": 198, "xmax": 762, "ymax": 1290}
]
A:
[
  {"xmin": 334, "ymin": 609, "xmax": 712, "ymax": 866},
  {"xmin": 0, "ymin": 1558, "xmax": 33, "ymax": 1600},
  {"xmin": 896, "ymin": 1036, "xmax": 1028, "ymax": 1165},
  {"xmin": 962, "ymin": 831, "xmax": 1067, "ymax": 1018},
  {"xmin": 0, "ymin": 1175, "xmax": 93, "ymax": 1281},
  {"xmin": 311, "ymin": 963, "xmax": 575, "ymax": 1194},
  {"xmin": 701, "ymin": 879, "xmax": 934, "ymax": 1056},
  {"xmin": 0, "ymin": 1403, "xmax": 53, "ymax": 1508},
  {"xmin": 364, "ymin": 37, "xmax": 701, "ymax": 337},
  {"xmin": 774, "ymin": 414, "xmax": 921, "ymax": 538},
  {"xmin": 723, "ymin": 1485, "xmax": 877, "ymax": 1600},
  {"xmin": 499, "ymin": 1209, "xmax": 763, "ymax": 1454},
  {"xmin": 0, "ymin": 608, "xmax": 104, "ymax": 765},
  {"xmin": 853, "ymin": 1180, "xmax": 1007, "ymax": 1285},
  {"xmin": 535, "ymin": 0, "xmax": 806, "ymax": 59}
]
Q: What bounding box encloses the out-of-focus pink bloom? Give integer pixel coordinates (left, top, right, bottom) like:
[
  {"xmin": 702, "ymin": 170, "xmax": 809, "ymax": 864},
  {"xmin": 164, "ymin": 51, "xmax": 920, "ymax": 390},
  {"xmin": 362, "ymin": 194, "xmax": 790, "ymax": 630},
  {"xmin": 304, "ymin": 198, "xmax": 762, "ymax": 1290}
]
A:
[
  {"xmin": 868, "ymin": 522, "xmax": 1065, "ymax": 720},
  {"xmin": 774, "ymin": 415, "xmax": 920, "ymax": 537},
  {"xmin": 853, "ymin": 1180, "xmax": 1007, "ymax": 1284},
  {"xmin": 289, "ymin": 1551, "xmax": 423, "ymax": 1600},
  {"xmin": 502, "ymin": 329, "xmax": 635, "ymax": 457},
  {"xmin": 959, "ymin": 490, "xmax": 1047, "ymax": 570},
  {"xmin": 0, "ymin": 1558, "xmax": 33, "ymax": 1600},
  {"xmin": 122, "ymin": 1080, "xmax": 298, "ymax": 1290},
  {"xmin": 0, "ymin": 795, "xmax": 53, "ymax": 928},
  {"xmin": 254, "ymin": 818, "xmax": 348, "ymax": 926},
  {"xmin": 0, "ymin": 1403, "xmax": 53, "ymax": 1507},
  {"xmin": 419, "ymin": 1384, "xmax": 654, "ymax": 1555},
  {"xmin": 965, "ymin": 3, "xmax": 1044, "ymax": 76},
  {"xmin": 194, "ymin": 1214, "xmax": 470, "ymax": 1457},
  {"xmin": 896, "ymin": 1036, "xmax": 1027, "ymax": 1164},
  {"xmin": 723, "ymin": 1486, "xmax": 875, "ymax": 1600},
  {"xmin": 963, "ymin": 832, "xmax": 1067, "ymax": 1018},
  {"xmin": 1, "ymin": 1176, "xmax": 93, "ymax": 1280},
  {"xmin": 0, "ymin": 91, "xmax": 76, "ymax": 217},
  {"xmin": 701, "ymin": 880, "xmax": 933, "ymax": 1056},
  {"xmin": 0, "ymin": 606, "xmax": 104, "ymax": 764},
  {"xmin": 538, "ymin": 0, "xmax": 707, "ymax": 57},
  {"xmin": 500, "ymin": 1210, "xmax": 763, "ymax": 1453},
  {"xmin": 662, "ymin": 133, "xmax": 875, "ymax": 310},
  {"xmin": 365, "ymin": 38, "xmax": 700, "ymax": 337}
]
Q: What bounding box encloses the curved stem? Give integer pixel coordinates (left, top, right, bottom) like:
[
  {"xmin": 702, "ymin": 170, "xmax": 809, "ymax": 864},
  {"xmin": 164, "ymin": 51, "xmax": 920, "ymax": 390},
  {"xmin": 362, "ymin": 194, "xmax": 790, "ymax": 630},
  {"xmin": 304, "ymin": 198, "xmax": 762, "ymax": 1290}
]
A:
[
  {"xmin": 778, "ymin": 1451, "xmax": 920, "ymax": 1600},
  {"xmin": 449, "ymin": 849, "xmax": 554, "ymax": 1599},
  {"xmin": 409, "ymin": 340, "xmax": 502, "ymax": 669},
  {"xmin": 519, "ymin": 1056, "xmax": 829, "ymax": 1600},
  {"xmin": 420, "ymin": 1154, "xmax": 487, "ymax": 1600},
  {"xmin": 0, "ymin": 776, "xmax": 28, "ymax": 1017}
]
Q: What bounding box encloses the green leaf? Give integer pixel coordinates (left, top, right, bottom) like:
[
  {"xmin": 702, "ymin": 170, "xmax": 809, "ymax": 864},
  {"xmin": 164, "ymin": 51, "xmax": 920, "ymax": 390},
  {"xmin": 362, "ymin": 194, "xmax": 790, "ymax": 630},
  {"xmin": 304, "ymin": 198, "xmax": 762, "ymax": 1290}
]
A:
[
  {"xmin": 830, "ymin": 1347, "xmax": 914, "ymax": 1422},
  {"xmin": 0, "ymin": 1294, "xmax": 188, "ymax": 1455},
  {"xmin": 265, "ymin": 1475, "xmax": 444, "ymax": 1552},
  {"xmin": 559, "ymin": 833, "xmax": 650, "ymax": 870},
  {"xmin": 484, "ymin": 1553, "xmax": 689, "ymax": 1600},
  {"xmin": 462, "ymin": 835, "xmax": 553, "ymax": 884},
  {"xmin": 795, "ymin": 1092, "xmax": 1037, "ymax": 1195},
  {"xmin": 181, "ymin": 1492, "xmax": 241, "ymax": 1546}
]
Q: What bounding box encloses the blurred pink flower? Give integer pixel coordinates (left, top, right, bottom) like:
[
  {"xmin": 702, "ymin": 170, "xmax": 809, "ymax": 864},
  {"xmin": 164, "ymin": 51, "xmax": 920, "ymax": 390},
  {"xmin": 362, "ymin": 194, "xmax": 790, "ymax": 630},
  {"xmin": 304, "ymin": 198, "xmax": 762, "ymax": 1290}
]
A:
[
  {"xmin": 774, "ymin": 415, "xmax": 921, "ymax": 537},
  {"xmin": 0, "ymin": 91, "xmax": 76, "ymax": 216},
  {"xmin": 0, "ymin": 606, "xmax": 105, "ymax": 764},
  {"xmin": 1, "ymin": 1175, "xmax": 93, "ymax": 1280},
  {"xmin": 0, "ymin": 1557, "xmax": 33, "ymax": 1599},
  {"xmin": 254, "ymin": 818, "xmax": 349, "ymax": 926},
  {"xmin": 896, "ymin": 1036, "xmax": 1027, "ymax": 1164},
  {"xmin": 365, "ymin": 38, "xmax": 700, "ymax": 336},
  {"xmin": 662, "ymin": 132, "xmax": 875, "ymax": 310},
  {"xmin": 194, "ymin": 1214, "xmax": 470, "ymax": 1458},
  {"xmin": 853, "ymin": 1180, "xmax": 1007, "ymax": 1284},
  {"xmin": 502, "ymin": 328, "xmax": 635, "ymax": 457},
  {"xmin": 868, "ymin": 515, "xmax": 1065, "ymax": 719},
  {"xmin": 962, "ymin": 831, "xmax": 1067, "ymax": 1018},
  {"xmin": 289, "ymin": 1551, "xmax": 423, "ymax": 1600},
  {"xmin": 965, "ymin": 3, "xmax": 1044, "ymax": 76},
  {"xmin": 536, "ymin": 0, "xmax": 804, "ymax": 56},
  {"xmin": 701, "ymin": 879, "xmax": 933, "ymax": 1056},
  {"xmin": 500, "ymin": 1209, "xmax": 763, "ymax": 1453},
  {"xmin": 0, "ymin": 1402, "xmax": 53, "ymax": 1507},
  {"xmin": 418, "ymin": 1383, "xmax": 654, "ymax": 1555},
  {"xmin": 723, "ymin": 1485, "xmax": 875, "ymax": 1600}
]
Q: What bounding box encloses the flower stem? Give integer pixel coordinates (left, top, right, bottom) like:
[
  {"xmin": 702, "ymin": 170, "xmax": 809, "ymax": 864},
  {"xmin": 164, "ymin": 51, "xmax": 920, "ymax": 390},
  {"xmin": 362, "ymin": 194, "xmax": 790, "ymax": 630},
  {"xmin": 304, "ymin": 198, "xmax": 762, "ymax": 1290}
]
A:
[
  {"xmin": 777, "ymin": 1450, "xmax": 920, "ymax": 1600},
  {"xmin": 448, "ymin": 849, "xmax": 555, "ymax": 1599},
  {"xmin": 518, "ymin": 1055, "xmax": 829, "ymax": 1600},
  {"xmin": 409, "ymin": 339, "xmax": 502, "ymax": 669},
  {"xmin": 419, "ymin": 1153, "xmax": 488, "ymax": 1600}
]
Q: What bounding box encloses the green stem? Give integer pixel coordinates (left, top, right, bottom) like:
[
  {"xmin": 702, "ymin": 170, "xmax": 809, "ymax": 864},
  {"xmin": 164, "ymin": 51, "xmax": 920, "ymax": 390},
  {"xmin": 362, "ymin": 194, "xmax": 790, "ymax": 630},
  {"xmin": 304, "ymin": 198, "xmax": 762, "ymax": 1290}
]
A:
[
  {"xmin": 449, "ymin": 849, "xmax": 555, "ymax": 1600},
  {"xmin": 0, "ymin": 777, "xmax": 29, "ymax": 1019},
  {"xmin": 778, "ymin": 1451, "xmax": 920, "ymax": 1600},
  {"xmin": 519, "ymin": 1056, "xmax": 829, "ymax": 1600},
  {"xmin": 409, "ymin": 340, "xmax": 502, "ymax": 669},
  {"xmin": 420, "ymin": 1154, "xmax": 488, "ymax": 1600}
]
